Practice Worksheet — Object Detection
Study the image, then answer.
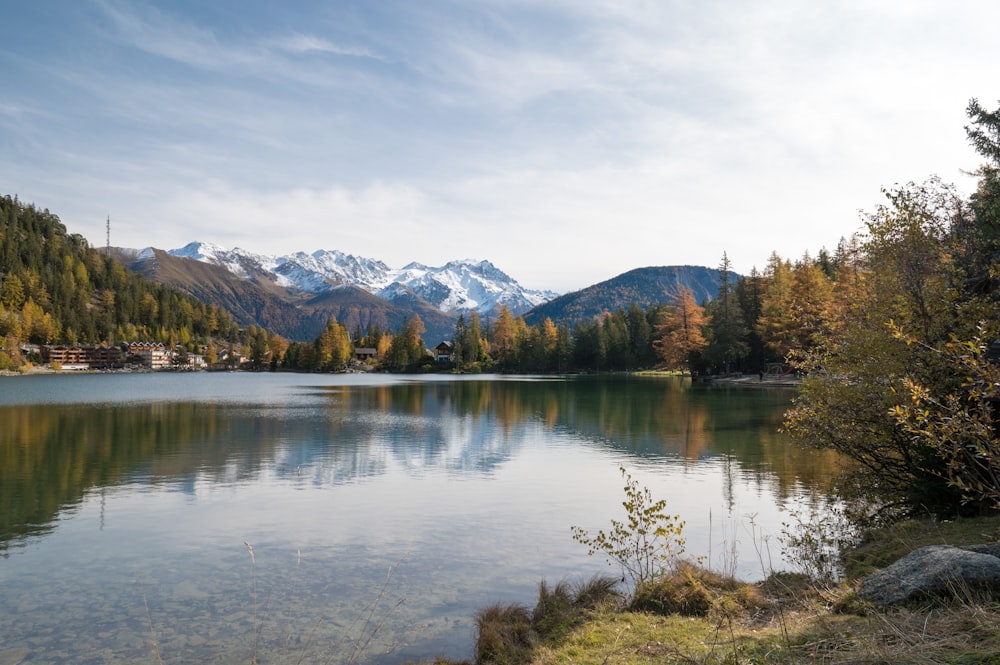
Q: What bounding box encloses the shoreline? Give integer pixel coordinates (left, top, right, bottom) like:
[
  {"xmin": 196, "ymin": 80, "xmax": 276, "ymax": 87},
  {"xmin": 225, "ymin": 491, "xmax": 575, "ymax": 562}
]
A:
[
  {"xmin": 706, "ymin": 373, "xmax": 801, "ymax": 388},
  {"xmin": 636, "ymin": 369, "xmax": 802, "ymax": 388},
  {"xmin": 1, "ymin": 366, "xmax": 804, "ymax": 387}
]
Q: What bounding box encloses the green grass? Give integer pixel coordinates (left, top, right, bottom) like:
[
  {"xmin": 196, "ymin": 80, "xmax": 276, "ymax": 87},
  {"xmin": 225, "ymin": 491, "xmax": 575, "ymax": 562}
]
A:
[{"xmin": 633, "ymin": 369, "xmax": 685, "ymax": 377}]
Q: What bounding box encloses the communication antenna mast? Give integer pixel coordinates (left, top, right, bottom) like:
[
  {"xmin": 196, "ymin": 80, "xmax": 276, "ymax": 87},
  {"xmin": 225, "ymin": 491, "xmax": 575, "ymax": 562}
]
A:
[{"xmin": 106, "ymin": 216, "xmax": 111, "ymax": 255}]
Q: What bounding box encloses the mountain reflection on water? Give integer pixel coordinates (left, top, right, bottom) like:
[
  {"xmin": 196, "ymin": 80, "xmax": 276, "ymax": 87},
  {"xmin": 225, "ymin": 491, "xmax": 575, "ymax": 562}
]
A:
[{"xmin": 0, "ymin": 374, "xmax": 838, "ymax": 553}]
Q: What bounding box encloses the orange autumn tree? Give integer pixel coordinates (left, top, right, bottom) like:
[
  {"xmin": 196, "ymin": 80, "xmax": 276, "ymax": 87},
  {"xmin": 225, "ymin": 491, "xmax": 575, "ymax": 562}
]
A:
[{"xmin": 653, "ymin": 286, "xmax": 708, "ymax": 374}]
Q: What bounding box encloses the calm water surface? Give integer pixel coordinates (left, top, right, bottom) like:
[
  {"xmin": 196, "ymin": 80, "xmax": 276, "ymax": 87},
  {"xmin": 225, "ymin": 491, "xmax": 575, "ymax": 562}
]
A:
[{"xmin": 0, "ymin": 372, "xmax": 838, "ymax": 664}]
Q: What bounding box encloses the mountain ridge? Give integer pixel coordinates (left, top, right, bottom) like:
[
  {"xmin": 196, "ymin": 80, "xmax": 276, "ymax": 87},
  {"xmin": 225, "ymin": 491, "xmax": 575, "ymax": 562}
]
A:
[
  {"xmin": 129, "ymin": 242, "xmax": 735, "ymax": 345},
  {"xmin": 128, "ymin": 248, "xmax": 458, "ymax": 343},
  {"xmin": 523, "ymin": 265, "xmax": 736, "ymax": 327}
]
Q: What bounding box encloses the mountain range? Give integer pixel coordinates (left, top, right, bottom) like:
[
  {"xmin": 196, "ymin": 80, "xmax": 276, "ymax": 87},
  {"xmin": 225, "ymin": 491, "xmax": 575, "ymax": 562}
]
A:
[
  {"xmin": 124, "ymin": 241, "xmax": 732, "ymax": 343},
  {"xmin": 167, "ymin": 242, "xmax": 557, "ymax": 316}
]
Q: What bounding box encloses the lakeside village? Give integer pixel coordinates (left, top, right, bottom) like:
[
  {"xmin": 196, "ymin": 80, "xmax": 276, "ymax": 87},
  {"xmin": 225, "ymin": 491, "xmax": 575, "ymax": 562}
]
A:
[{"xmin": 17, "ymin": 340, "xmax": 459, "ymax": 372}]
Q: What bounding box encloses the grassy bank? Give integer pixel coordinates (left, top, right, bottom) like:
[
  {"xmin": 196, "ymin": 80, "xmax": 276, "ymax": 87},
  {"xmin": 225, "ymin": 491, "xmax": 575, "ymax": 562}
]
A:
[{"xmin": 442, "ymin": 516, "xmax": 1000, "ymax": 665}]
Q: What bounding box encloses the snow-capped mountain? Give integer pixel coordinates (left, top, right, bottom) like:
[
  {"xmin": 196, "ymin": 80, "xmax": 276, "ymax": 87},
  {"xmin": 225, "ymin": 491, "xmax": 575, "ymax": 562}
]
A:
[{"xmin": 166, "ymin": 242, "xmax": 557, "ymax": 317}]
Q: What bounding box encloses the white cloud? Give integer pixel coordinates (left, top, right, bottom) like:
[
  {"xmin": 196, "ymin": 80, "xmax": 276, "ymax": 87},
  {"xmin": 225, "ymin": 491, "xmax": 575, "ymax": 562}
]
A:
[
  {"xmin": 272, "ymin": 33, "xmax": 382, "ymax": 61},
  {"xmin": 2, "ymin": 0, "xmax": 998, "ymax": 293},
  {"xmin": 94, "ymin": 0, "xmax": 249, "ymax": 72}
]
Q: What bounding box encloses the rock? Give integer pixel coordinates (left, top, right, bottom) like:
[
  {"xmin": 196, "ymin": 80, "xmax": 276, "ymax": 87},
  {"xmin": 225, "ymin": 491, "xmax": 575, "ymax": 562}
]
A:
[
  {"xmin": 858, "ymin": 544, "xmax": 1000, "ymax": 606},
  {"xmin": 962, "ymin": 542, "xmax": 1000, "ymax": 558}
]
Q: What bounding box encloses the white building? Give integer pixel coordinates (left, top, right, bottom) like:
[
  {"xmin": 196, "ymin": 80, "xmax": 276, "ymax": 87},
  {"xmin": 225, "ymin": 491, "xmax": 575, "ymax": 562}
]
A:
[{"xmin": 125, "ymin": 342, "xmax": 171, "ymax": 369}]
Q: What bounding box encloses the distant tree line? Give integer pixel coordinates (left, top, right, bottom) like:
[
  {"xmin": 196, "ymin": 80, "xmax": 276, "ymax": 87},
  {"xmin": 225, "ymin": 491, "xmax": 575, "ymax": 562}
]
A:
[
  {"xmin": 406, "ymin": 246, "xmax": 858, "ymax": 376},
  {"xmin": 278, "ymin": 241, "xmax": 865, "ymax": 376}
]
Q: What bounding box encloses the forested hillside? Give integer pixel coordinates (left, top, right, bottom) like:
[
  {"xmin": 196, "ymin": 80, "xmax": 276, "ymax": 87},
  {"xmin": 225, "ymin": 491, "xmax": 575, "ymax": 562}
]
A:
[
  {"xmin": 305, "ymin": 284, "xmax": 456, "ymax": 347},
  {"xmin": 0, "ymin": 195, "xmax": 244, "ymax": 368},
  {"xmin": 523, "ymin": 265, "xmax": 732, "ymax": 327},
  {"xmin": 130, "ymin": 248, "xmax": 457, "ymax": 343},
  {"xmin": 128, "ymin": 248, "xmax": 324, "ymax": 340}
]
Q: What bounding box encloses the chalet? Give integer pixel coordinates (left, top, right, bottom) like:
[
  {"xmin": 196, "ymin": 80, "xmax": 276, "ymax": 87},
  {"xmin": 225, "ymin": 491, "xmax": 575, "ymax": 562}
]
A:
[
  {"xmin": 91, "ymin": 345, "xmax": 123, "ymax": 368},
  {"xmin": 434, "ymin": 341, "xmax": 455, "ymax": 362},
  {"xmin": 354, "ymin": 347, "xmax": 377, "ymax": 361},
  {"xmin": 212, "ymin": 349, "xmax": 248, "ymax": 369}
]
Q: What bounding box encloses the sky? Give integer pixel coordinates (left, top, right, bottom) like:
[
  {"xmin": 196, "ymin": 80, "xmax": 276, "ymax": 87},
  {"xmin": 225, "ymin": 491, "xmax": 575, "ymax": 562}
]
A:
[{"xmin": 2, "ymin": 1, "xmax": 998, "ymax": 293}]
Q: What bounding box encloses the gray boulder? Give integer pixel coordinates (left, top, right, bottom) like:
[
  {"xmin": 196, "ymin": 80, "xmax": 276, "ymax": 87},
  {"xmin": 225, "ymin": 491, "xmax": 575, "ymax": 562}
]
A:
[
  {"xmin": 858, "ymin": 544, "xmax": 1000, "ymax": 606},
  {"xmin": 962, "ymin": 542, "xmax": 1000, "ymax": 558}
]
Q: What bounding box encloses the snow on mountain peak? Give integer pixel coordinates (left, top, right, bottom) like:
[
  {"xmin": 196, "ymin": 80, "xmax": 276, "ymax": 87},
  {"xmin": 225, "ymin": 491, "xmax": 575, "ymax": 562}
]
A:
[
  {"xmin": 168, "ymin": 241, "xmax": 255, "ymax": 278},
  {"xmin": 166, "ymin": 243, "xmax": 556, "ymax": 316},
  {"xmin": 135, "ymin": 247, "xmax": 156, "ymax": 262},
  {"xmin": 170, "ymin": 241, "xmax": 224, "ymax": 261}
]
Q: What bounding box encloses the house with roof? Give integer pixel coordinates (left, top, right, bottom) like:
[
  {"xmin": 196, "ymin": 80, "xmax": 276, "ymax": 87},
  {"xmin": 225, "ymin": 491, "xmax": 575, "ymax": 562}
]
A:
[
  {"xmin": 434, "ymin": 341, "xmax": 455, "ymax": 362},
  {"xmin": 354, "ymin": 347, "xmax": 377, "ymax": 362},
  {"xmin": 124, "ymin": 341, "xmax": 171, "ymax": 369}
]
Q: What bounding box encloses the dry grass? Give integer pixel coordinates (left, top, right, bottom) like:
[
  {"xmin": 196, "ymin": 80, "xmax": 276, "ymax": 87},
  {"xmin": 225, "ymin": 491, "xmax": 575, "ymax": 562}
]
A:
[
  {"xmin": 475, "ymin": 603, "xmax": 536, "ymax": 665},
  {"xmin": 628, "ymin": 561, "xmax": 790, "ymax": 622},
  {"xmin": 474, "ymin": 576, "xmax": 622, "ymax": 665},
  {"xmin": 791, "ymin": 601, "xmax": 1000, "ymax": 664}
]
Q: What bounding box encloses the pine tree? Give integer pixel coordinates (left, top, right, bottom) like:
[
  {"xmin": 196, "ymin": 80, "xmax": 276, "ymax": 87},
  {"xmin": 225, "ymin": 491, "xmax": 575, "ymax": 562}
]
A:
[
  {"xmin": 704, "ymin": 252, "xmax": 749, "ymax": 373},
  {"xmin": 491, "ymin": 306, "xmax": 518, "ymax": 370},
  {"xmin": 755, "ymin": 253, "xmax": 794, "ymax": 362},
  {"xmin": 786, "ymin": 259, "xmax": 833, "ymax": 354},
  {"xmin": 653, "ymin": 286, "xmax": 708, "ymax": 374}
]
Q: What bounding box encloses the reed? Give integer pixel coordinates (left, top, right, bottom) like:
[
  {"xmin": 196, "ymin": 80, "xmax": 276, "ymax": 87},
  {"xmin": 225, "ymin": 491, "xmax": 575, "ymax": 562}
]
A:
[
  {"xmin": 244, "ymin": 541, "xmax": 259, "ymax": 664},
  {"xmin": 139, "ymin": 580, "xmax": 165, "ymax": 665}
]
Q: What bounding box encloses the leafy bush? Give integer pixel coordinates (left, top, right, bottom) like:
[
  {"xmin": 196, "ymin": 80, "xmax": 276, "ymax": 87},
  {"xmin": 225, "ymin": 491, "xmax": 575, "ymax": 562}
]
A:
[
  {"xmin": 891, "ymin": 327, "xmax": 1000, "ymax": 512},
  {"xmin": 571, "ymin": 466, "xmax": 687, "ymax": 588},
  {"xmin": 782, "ymin": 178, "xmax": 994, "ymax": 519}
]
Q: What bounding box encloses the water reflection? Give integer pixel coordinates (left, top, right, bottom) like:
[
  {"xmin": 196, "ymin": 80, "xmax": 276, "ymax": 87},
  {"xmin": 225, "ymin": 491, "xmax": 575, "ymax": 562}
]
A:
[{"xmin": 1, "ymin": 375, "xmax": 838, "ymax": 554}]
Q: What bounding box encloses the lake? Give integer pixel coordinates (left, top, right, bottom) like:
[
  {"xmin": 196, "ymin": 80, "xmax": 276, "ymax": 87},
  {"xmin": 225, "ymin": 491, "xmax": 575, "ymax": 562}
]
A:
[{"xmin": 0, "ymin": 372, "xmax": 838, "ymax": 664}]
